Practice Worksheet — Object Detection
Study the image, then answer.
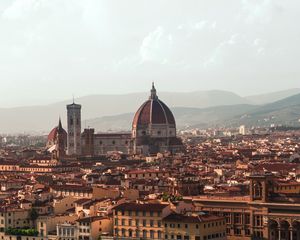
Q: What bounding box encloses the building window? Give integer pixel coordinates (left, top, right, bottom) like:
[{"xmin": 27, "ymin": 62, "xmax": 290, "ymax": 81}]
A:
[
  {"xmin": 150, "ymin": 220, "xmax": 154, "ymax": 227},
  {"xmin": 245, "ymin": 214, "xmax": 250, "ymax": 224},
  {"xmin": 253, "ymin": 182, "xmax": 263, "ymax": 199},
  {"xmin": 234, "ymin": 213, "xmax": 242, "ymax": 224},
  {"xmin": 234, "ymin": 228, "xmax": 242, "ymax": 235},
  {"xmin": 157, "ymin": 231, "xmax": 162, "ymax": 239},
  {"xmin": 254, "ymin": 216, "xmax": 263, "ymax": 226},
  {"xmin": 224, "ymin": 213, "xmax": 231, "ymax": 223}
]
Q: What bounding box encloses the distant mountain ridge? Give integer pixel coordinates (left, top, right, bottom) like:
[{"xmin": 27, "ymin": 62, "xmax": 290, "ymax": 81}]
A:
[
  {"xmin": 245, "ymin": 88, "xmax": 300, "ymax": 105},
  {"xmin": 223, "ymin": 93, "xmax": 300, "ymax": 128},
  {"xmin": 87, "ymin": 93, "xmax": 300, "ymax": 131},
  {"xmin": 0, "ymin": 90, "xmax": 250, "ymax": 133},
  {"xmin": 0, "ymin": 89, "xmax": 300, "ymax": 134}
]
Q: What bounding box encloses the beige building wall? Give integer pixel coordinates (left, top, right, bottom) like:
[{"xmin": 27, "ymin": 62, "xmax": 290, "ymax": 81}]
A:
[
  {"xmin": 37, "ymin": 215, "xmax": 77, "ymax": 237},
  {"xmin": 92, "ymin": 187, "xmax": 120, "ymax": 200},
  {"xmin": 53, "ymin": 197, "xmax": 77, "ymax": 215}
]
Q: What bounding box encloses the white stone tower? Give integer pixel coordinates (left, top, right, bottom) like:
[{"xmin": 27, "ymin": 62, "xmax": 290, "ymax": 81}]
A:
[{"xmin": 67, "ymin": 101, "xmax": 82, "ymax": 155}]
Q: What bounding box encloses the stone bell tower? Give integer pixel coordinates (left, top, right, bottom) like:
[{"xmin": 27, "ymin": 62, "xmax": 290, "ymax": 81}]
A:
[{"xmin": 67, "ymin": 101, "xmax": 82, "ymax": 156}]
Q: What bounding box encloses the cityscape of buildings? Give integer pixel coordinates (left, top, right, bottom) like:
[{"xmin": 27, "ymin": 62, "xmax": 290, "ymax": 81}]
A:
[{"xmin": 0, "ymin": 84, "xmax": 300, "ymax": 240}]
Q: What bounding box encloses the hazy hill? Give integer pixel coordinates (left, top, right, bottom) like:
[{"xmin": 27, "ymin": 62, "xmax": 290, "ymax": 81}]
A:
[
  {"xmin": 1, "ymin": 90, "xmax": 300, "ymax": 134},
  {"xmin": 221, "ymin": 93, "xmax": 300, "ymax": 128},
  {"xmin": 245, "ymin": 88, "xmax": 300, "ymax": 105},
  {"xmin": 88, "ymin": 94, "xmax": 300, "ymax": 131},
  {"xmin": 85, "ymin": 105, "xmax": 257, "ymax": 132},
  {"xmin": 0, "ymin": 90, "xmax": 249, "ymax": 133}
]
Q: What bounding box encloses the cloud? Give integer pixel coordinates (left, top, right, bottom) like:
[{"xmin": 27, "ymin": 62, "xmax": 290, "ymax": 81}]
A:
[
  {"xmin": 0, "ymin": 0, "xmax": 300, "ymax": 106},
  {"xmin": 140, "ymin": 26, "xmax": 173, "ymax": 64}
]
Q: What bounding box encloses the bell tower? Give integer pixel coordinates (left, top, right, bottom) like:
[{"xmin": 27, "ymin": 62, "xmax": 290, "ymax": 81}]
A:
[
  {"xmin": 249, "ymin": 173, "xmax": 274, "ymax": 203},
  {"xmin": 67, "ymin": 101, "xmax": 82, "ymax": 156}
]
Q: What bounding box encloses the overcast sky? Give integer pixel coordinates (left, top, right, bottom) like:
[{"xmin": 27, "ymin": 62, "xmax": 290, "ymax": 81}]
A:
[{"xmin": 0, "ymin": 0, "xmax": 299, "ymax": 107}]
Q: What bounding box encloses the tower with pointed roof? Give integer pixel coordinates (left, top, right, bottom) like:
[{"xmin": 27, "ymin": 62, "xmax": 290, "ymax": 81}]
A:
[
  {"xmin": 54, "ymin": 117, "xmax": 66, "ymax": 159},
  {"xmin": 67, "ymin": 101, "xmax": 82, "ymax": 156}
]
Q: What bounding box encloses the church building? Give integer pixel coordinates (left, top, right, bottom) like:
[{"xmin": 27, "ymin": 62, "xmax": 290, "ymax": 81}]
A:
[{"xmin": 47, "ymin": 84, "xmax": 184, "ymax": 157}]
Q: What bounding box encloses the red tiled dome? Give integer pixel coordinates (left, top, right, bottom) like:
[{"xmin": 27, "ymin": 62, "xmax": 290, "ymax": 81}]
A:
[
  {"xmin": 47, "ymin": 126, "xmax": 67, "ymax": 142},
  {"xmin": 132, "ymin": 98, "xmax": 175, "ymax": 127}
]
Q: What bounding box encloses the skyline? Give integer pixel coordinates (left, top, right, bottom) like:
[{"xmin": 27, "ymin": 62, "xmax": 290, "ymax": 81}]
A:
[{"xmin": 0, "ymin": 0, "xmax": 300, "ymax": 107}]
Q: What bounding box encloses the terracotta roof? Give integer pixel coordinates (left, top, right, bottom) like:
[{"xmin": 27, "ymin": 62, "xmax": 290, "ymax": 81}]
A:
[
  {"xmin": 254, "ymin": 163, "xmax": 298, "ymax": 172},
  {"xmin": 163, "ymin": 213, "xmax": 224, "ymax": 223},
  {"xmin": 76, "ymin": 216, "xmax": 108, "ymax": 223},
  {"xmin": 114, "ymin": 202, "xmax": 169, "ymax": 212},
  {"xmin": 132, "ymin": 98, "xmax": 175, "ymax": 127},
  {"xmin": 51, "ymin": 185, "xmax": 92, "ymax": 192},
  {"xmin": 48, "ymin": 126, "xmax": 67, "ymax": 142}
]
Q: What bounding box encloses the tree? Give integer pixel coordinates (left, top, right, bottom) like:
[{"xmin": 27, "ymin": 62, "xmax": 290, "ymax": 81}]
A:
[{"xmin": 29, "ymin": 208, "xmax": 39, "ymax": 224}]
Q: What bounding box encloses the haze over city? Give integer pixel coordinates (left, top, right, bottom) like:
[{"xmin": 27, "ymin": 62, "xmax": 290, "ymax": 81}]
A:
[
  {"xmin": 2, "ymin": 2, "xmax": 300, "ymax": 240},
  {"xmin": 0, "ymin": 0, "xmax": 300, "ymax": 107}
]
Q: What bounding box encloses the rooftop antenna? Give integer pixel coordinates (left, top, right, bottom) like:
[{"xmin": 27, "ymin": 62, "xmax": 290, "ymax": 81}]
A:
[{"xmin": 72, "ymin": 94, "xmax": 75, "ymax": 104}]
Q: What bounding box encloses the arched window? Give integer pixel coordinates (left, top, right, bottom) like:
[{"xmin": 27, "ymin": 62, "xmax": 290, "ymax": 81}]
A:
[
  {"xmin": 128, "ymin": 229, "xmax": 133, "ymax": 237},
  {"xmin": 158, "ymin": 231, "xmax": 162, "ymax": 239},
  {"xmin": 150, "ymin": 230, "xmax": 155, "ymax": 239},
  {"xmin": 121, "ymin": 228, "xmax": 126, "ymax": 237},
  {"xmin": 253, "ymin": 182, "xmax": 263, "ymax": 199},
  {"xmin": 136, "ymin": 230, "xmax": 140, "ymax": 238}
]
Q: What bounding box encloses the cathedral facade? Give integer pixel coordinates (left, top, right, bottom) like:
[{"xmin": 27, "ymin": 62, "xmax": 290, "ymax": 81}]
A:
[{"xmin": 47, "ymin": 84, "xmax": 184, "ymax": 157}]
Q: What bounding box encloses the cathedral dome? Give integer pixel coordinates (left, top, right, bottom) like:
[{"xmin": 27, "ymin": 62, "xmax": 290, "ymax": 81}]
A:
[
  {"xmin": 132, "ymin": 83, "xmax": 175, "ymax": 128},
  {"xmin": 47, "ymin": 119, "xmax": 67, "ymax": 143},
  {"xmin": 132, "ymin": 83, "xmax": 184, "ymax": 155}
]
